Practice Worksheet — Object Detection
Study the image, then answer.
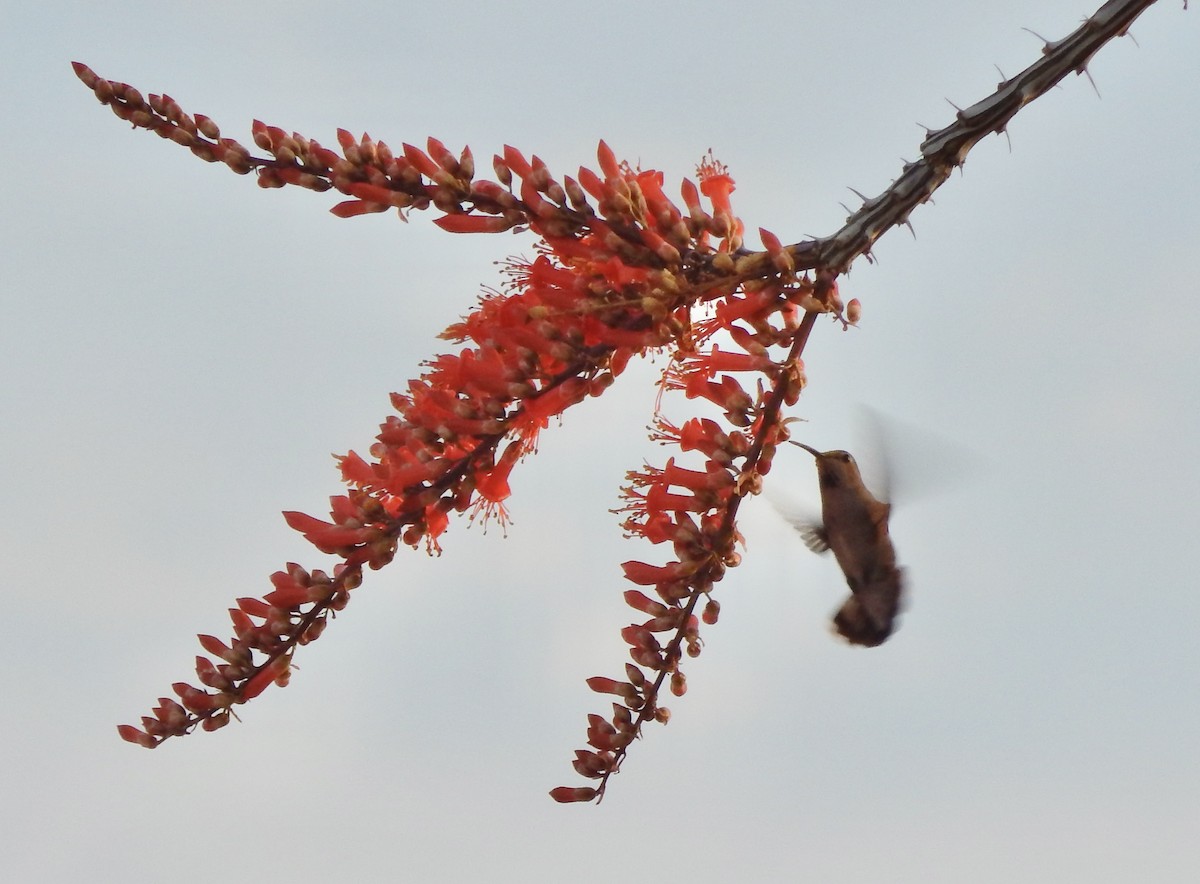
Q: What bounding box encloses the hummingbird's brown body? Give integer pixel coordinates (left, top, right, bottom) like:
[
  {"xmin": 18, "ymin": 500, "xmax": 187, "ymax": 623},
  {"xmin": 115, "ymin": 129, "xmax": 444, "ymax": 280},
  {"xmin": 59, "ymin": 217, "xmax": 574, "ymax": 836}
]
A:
[{"xmin": 790, "ymin": 442, "xmax": 905, "ymax": 647}]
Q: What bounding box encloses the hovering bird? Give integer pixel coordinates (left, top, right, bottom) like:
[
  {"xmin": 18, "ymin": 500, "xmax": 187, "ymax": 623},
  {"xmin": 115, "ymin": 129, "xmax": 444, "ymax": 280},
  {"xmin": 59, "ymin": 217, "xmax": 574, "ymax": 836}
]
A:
[{"xmin": 787, "ymin": 441, "xmax": 906, "ymax": 647}]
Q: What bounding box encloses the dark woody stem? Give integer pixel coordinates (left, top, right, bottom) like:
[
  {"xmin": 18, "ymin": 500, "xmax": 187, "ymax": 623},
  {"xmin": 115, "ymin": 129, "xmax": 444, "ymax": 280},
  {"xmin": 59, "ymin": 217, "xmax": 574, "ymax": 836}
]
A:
[{"xmin": 721, "ymin": 0, "xmax": 1169, "ymax": 284}]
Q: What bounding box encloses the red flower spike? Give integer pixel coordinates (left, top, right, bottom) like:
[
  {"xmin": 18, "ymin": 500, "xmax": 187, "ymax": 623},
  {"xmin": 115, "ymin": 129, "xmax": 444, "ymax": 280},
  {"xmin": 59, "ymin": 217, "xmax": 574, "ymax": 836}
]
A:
[{"xmin": 78, "ymin": 69, "xmax": 863, "ymax": 799}]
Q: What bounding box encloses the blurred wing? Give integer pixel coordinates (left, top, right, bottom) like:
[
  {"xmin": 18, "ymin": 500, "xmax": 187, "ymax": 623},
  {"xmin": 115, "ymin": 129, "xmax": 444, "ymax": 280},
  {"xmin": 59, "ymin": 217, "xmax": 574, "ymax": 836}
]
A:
[
  {"xmin": 856, "ymin": 404, "xmax": 980, "ymax": 506},
  {"xmin": 855, "ymin": 404, "xmax": 894, "ymax": 504},
  {"xmin": 768, "ymin": 496, "xmax": 829, "ymax": 554},
  {"xmin": 798, "ymin": 522, "xmax": 830, "ymax": 554}
]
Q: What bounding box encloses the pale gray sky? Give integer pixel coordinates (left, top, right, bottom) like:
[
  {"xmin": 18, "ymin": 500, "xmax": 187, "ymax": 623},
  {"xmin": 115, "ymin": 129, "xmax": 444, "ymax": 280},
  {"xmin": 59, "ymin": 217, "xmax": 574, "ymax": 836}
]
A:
[{"xmin": 4, "ymin": 1, "xmax": 1198, "ymax": 881}]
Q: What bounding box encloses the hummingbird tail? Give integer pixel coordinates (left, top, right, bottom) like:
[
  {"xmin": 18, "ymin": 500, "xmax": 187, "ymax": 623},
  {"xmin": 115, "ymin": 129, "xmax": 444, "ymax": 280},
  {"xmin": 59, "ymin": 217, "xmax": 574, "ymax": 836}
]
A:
[{"xmin": 832, "ymin": 570, "xmax": 904, "ymax": 648}]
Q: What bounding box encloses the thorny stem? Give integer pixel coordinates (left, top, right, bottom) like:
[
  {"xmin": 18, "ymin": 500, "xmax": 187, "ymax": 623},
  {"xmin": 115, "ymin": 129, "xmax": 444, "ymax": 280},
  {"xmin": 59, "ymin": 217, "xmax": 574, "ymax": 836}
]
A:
[{"xmin": 720, "ymin": 0, "xmax": 1169, "ymax": 286}]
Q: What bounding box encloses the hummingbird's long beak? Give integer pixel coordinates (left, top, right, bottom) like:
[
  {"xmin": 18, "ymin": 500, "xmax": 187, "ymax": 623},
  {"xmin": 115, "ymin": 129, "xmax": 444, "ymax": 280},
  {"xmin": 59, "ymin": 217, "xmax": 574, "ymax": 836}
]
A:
[{"xmin": 788, "ymin": 440, "xmax": 822, "ymax": 459}]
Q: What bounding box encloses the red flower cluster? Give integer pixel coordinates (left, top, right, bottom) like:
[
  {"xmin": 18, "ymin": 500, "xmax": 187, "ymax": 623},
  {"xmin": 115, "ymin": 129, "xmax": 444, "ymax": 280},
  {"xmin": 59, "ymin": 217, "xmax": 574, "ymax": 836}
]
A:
[
  {"xmin": 74, "ymin": 63, "xmax": 855, "ymax": 795},
  {"xmin": 551, "ymin": 252, "xmax": 849, "ymax": 801}
]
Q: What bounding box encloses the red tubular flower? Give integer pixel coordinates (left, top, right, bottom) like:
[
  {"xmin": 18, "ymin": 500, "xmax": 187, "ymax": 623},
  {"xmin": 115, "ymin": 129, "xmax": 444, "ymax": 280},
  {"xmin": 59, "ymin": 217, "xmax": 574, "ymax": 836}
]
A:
[
  {"xmin": 263, "ymin": 583, "xmax": 312, "ymax": 609},
  {"xmin": 696, "ymin": 152, "xmax": 735, "ymax": 216},
  {"xmin": 759, "ymin": 227, "xmax": 795, "ymax": 274},
  {"xmin": 475, "ymin": 440, "xmax": 521, "ymax": 504},
  {"xmin": 345, "ymin": 181, "xmax": 397, "ymax": 205},
  {"xmin": 502, "ymin": 144, "xmax": 533, "ymax": 179},
  {"xmin": 401, "ymin": 142, "xmax": 441, "ymax": 179},
  {"xmin": 660, "ymin": 458, "xmax": 734, "ymax": 494},
  {"xmin": 595, "ymin": 140, "xmax": 621, "ymax": 179},
  {"xmin": 511, "ymin": 378, "xmax": 588, "ymax": 439},
  {"xmin": 620, "ymin": 560, "xmax": 687, "ymax": 586},
  {"xmin": 622, "ymin": 590, "xmax": 670, "ymax": 617},
  {"xmin": 330, "ymin": 199, "xmax": 390, "ymax": 218},
  {"xmin": 677, "ymin": 373, "xmax": 752, "ymax": 414},
  {"xmin": 336, "ymin": 451, "xmax": 379, "ymax": 486},
  {"xmin": 240, "ymin": 666, "xmax": 276, "ymax": 701},
  {"xmin": 685, "ymin": 345, "xmax": 778, "ymax": 378},
  {"xmin": 433, "ymin": 213, "xmax": 516, "ymax": 234},
  {"xmin": 282, "ymin": 511, "xmax": 370, "ymax": 553},
  {"xmin": 712, "ymin": 286, "xmax": 782, "ymax": 326},
  {"xmin": 643, "ymin": 485, "xmax": 707, "ymax": 514},
  {"xmin": 575, "ymin": 166, "xmax": 607, "ymax": 202}
]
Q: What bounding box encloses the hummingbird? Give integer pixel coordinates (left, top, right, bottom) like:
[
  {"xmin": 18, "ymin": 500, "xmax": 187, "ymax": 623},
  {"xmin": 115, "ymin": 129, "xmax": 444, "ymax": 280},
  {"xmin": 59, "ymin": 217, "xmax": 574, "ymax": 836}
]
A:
[{"xmin": 787, "ymin": 441, "xmax": 905, "ymax": 647}]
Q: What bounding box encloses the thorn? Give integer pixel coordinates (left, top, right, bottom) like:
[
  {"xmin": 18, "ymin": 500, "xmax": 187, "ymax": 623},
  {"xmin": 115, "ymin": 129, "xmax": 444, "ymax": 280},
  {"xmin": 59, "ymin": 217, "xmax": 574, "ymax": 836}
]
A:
[
  {"xmin": 847, "ymin": 187, "xmax": 870, "ymax": 203},
  {"xmin": 945, "ymin": 98, "xmax": 963, "ymax": 114},
  {"xmin": 1021, "ymin": 26, "xmax": 1052, "ymax": 50},
  {"xmin": 839, "ymin": 202, "xmax": 854, "ymax": 216},
  {"xmin": 1002, "ymin": 128, "xmax": 1012, "ymax": 153},
  {"xmin": 1126, "ymin": 30, "xmax": 1140, "ymax": 48},
  {"xmin": 916, "ymin": 122, "xmax": 934, "ymax": 138},
  {"xmin": 994, "ymin": 64, "xmax": 1008, "ymax": 83},
  {"xmin": 1081, "ymin": 65, "xmax": 1101, "ymax": 98},
  {"xmin": 903, "ymin": 219, "xmax": 916, "ymax": 240}
]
